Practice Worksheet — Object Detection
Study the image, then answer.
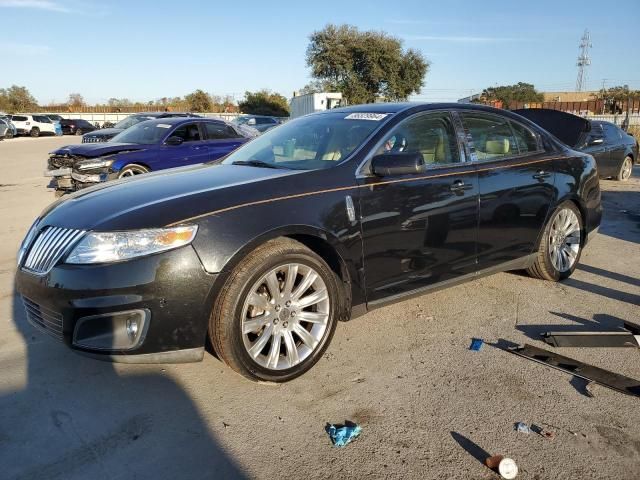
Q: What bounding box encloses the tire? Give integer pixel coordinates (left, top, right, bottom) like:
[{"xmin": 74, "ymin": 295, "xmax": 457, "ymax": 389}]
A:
[
  {"xmin": 616, "ymin": 156, "xmax": 633, "ymax": 181},
  {"xmin": 527, "ymin": 201, "xmax": 583, "ymax": 281},
  {"xmin": 6, "ymin": 131, "xmax": 13, "ymax": 139},
  {"xmin": 30, "ymin": 127, "xmax": 40, "ymax": 138},
  {"xmin": 75, "ymin": 129, "xmax": 83, "ymax": 136},
  {"xmin": 209, "ymin": 237, "xmax": 340, "ymax": 382},
  {"xmin": 117, "ymin": 164, "xmax": 149, "ymax": 178}
]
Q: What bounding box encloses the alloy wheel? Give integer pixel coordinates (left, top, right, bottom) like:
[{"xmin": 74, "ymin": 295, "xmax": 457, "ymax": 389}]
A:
[
  {"xmin": 621, "ymin": 157, "xmax": 633, "ymax": 180},
  {"xmin": 118, "ymin": 166, "xmax": 147, "ymax": 177},
  {"xmin": 241, "ymin": 263, "xmax": 330, "ymax": 370},
  {"xmin": 548, "ymin": 208, "xmax": 581, "ymax": 272}
]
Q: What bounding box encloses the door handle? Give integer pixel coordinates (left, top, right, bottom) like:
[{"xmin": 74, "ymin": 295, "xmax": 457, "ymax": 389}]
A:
[
  {"xmin": 532, "ymin": 170, "xmax": 551, "ymax": 180},
  {"xmin": 450, "ymin": 180, "xmax": 473, "ymax": 193}
]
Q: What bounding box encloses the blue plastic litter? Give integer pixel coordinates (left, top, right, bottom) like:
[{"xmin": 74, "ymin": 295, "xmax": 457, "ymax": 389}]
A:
[
  {"xmin": 326, "ymin": 423, "xmax": 362, "ymax": 447},
  {"xmin": 515, "ymin": 422, "xmax": 532, "ymax": 434},
  {"xmin": 469, "ymin": 338, "xmax": 484, "ymax": 351}
]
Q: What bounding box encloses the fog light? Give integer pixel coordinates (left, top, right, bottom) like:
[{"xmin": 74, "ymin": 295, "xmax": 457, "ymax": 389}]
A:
[{"xmin": 73, "ymin": 309, "xmax": 150, "ymax": 351}]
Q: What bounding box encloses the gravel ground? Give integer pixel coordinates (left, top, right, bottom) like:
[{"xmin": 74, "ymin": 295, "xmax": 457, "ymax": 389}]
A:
[{"xmin": 0, "ymin": 136, "xmax": 639, "ymax": 480}]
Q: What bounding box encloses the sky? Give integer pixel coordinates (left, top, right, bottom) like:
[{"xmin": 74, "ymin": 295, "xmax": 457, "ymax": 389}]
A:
[{"xmin": 1, "ymin": 0, "xmax": 639, "ymax": 105}]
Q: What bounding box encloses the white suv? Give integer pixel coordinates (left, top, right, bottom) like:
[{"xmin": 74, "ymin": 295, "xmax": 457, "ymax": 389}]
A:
[{"xmin": 10, "ymin": 114, "xmax": 57, "ymax": 137}]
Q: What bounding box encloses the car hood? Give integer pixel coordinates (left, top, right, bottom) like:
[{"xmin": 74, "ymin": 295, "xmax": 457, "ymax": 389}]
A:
[
  {"xmin": 40, "ymin": 163, "xmax": 304, "ymax": 230},
  {"xmin": 513, "ymin": 108, "xmax": 591, "ymax": 148},
  {"xmin": 51, "ymin": 142, "xmax": 150, "ymax": 158},
  {"xmin": 84, "ymin": 128, "xmax": 123, "ymax": 138}
]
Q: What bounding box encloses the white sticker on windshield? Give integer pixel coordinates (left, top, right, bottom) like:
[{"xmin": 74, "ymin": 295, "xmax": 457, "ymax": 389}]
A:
[
  {"xmin": 345, "ymin": 113, "xmax": 388, "ymax": 121},
  {"xmin": 156, "ymin": 124, "xmax": 171, "ymax": 128}
]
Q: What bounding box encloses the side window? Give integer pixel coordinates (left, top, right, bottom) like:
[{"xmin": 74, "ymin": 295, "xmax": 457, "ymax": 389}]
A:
[
  {"xmin": 205, "ymin": 122, "xmax": 241, "ymax": 140},
  {"xmin": 172, "ymin": 123, "xmax": 201, "ymax": 142},
  {"xmin": 509, "ymin": 121, "xmax": 539, "ymax": 153},
  {"xmin": 461, "ymin": 113, "xmax": 518, "ymax": 160},
  {"xmin": 375, "ymin": 112, "xmax": 461, "ymax": 165},
  {"xmin": 604, "ymin": 124, "xmax": 622, "ymax": 142}
]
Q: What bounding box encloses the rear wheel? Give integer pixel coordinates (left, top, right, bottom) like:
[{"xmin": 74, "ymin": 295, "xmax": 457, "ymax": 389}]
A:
[
  {"xmin": 6, "ymin": 131, "xmax": 13, "ymax": 139},
  {"xmin": 616, "ymin": 156, "xmax": 633, "ymax": 181},
  {"xmin": 527, "ymin": 201, "xmax": 583, "ymax": 281},
  {"xmin": 75, "ymin": 128, "xmax": 83, "ymax": 136},
  {"xmin": 209, "ymin": 237, "xmax": 340, "ymax": 382},
  {"xmin": 30, "ymin": 127, "xmax": 40, "ymax": 138},
  {"xmin": 117, "ymin": 164, "xmax": 149, "ymax": 178}
]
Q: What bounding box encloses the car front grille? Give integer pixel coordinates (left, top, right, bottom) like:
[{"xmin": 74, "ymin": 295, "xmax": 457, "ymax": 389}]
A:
[
  {"xmin": 82, "ymin": 136, "xmax": 106, "ymax": 143},
  {"xmin": 22, "ymin": 226, "xmax": 85, "ymax": 274},
  {"xmin": 22, "ymin": 296, "xmax": 64, "ymax": 340}
]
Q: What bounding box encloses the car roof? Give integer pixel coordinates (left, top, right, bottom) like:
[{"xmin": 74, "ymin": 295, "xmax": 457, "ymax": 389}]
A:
[
  {"xmin": 136, "ymin": 117, "xmax": 230, "ymax": 126},
  {"xmin": 320, "ymin": 102, "xmax": 520, "ymax": 116}
]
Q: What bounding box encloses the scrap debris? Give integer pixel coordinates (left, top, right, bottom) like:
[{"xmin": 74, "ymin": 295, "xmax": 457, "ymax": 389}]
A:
[
  {"xmin": 325, "ymin": 422, "xmax": 362, "ymax": 447},
  {"xmin": 469, "ymin": 338, "xmax": 484, "ymax": 351},
  {"xmin": 543, "ymin": 319, "xmax": 640, "ymax": 348},
  {"xmin": 514, "ymin": 422, "xmax": 555, "ymax": 440},
  {"xmin": 501, "ymin": 343, "xmax": 640, "ymax": 398},
  {"xmin": 485, "ymin": 455, "xmax": 518, "ymax": 479}
]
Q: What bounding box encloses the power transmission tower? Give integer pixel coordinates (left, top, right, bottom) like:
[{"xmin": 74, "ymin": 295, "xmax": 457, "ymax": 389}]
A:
[{"xmin": 575, "ymin": 29, "xmax": 592, "ymax": 92}]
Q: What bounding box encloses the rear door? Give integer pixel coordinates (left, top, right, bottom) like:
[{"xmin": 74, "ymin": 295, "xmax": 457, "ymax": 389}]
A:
[
  {"xmin": 157, "ymin": 122, "xmax": 209, "ymax": 169},
  {"xmin": 203, "ymin": 122, "xmax": 247, "ymax": 161},
  {"xmin": 603, "ymin": 123, "xmax": 625, "ymax": 175},
  {"xmin": 358, "ymin": 110, "xmax": 479, "ymax": 303},
  {"xmin": 459, "ymin": 111, "xmax": 555, "ymax": 271},
  {"xmin": 581, "ymin": 123, "xmax": 610, "ymax": 175}
]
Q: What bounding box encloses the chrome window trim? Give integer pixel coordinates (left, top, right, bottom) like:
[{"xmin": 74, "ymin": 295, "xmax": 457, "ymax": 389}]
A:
[{"xmin": 356, "ymin": 109, "xmax": 468, "ymax": 179}]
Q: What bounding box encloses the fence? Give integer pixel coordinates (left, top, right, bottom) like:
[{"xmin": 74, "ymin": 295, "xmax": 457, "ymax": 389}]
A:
[{"xmin": 39, "ymin": 112, "xmax": 244, "ymax": 126}]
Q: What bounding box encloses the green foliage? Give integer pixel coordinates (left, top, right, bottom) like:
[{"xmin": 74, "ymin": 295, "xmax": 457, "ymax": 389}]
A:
[
  {"xmin": 479, "ymin": 82, "xmax": 544, "ymax": 106},
  {"xmin": 0, "ymin": 85, "xmax": 38, "ymax": 113},
  {"xmin": 298, "ymin": 80, "xmax": 329, "ymax": 96},
  {"xmin": 238, "ymin": 90, "xmax": 289, "ymax": 116},
  {"xmin": 184, "ymin": 89, "xmax": 212, "ymax": 112},
  {"xmin": 306, "ymin": 24, "xmax": 429, "ymax": 104},
  {"xmin": 593, "ymin": 85, "xmax": 640, "ymax": 102}
]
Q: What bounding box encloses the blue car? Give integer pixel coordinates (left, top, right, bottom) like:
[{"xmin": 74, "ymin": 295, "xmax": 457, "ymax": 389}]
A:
[{"xmin": 47, "ymin": 117, "xmax": 257, "ymax": 193}]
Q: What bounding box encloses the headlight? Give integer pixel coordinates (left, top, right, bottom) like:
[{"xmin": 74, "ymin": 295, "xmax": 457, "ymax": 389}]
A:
[
  {"xmin": 17, "ymin": 218, "xmax": 40, "ymax": 266},
  {"xmin": 65, "ymin": 225, "xmax": 198, "ymax": 264},
  {"xmin": 76, "ymin": 158, "xmax": 114, "ymax": 171}
]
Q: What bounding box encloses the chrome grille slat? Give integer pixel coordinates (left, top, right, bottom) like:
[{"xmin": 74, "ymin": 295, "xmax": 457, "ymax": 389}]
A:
[
  {"xmin": 22, "ymin": 226, "xmax": 85, "ymax": 274},
  {"xmin": 22, "ymin": 296, "xmax": 63, "ymax": 340}
]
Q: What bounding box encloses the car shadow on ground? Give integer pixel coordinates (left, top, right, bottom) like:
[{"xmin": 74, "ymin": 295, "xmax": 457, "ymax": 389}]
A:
[
  {"xmin": 597, "ymin": 179, "xmax": 640, "ymax": 245},
  {"xmin": 1, "ymin": 290, "xmax": 248, "ymax": 480}
]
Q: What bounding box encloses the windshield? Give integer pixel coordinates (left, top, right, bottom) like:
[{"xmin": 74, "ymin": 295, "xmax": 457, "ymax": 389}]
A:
[
  {"xmin": 114, "ymin": 115, "xmax": 153, "ymax": 130},
  {"xmin": 222, "ymin": 112, "xmax": 385, "ymax": 170},
  {"xmin": 110, "ymin": 121, "xmax": 169, "ymax": 144},
  {"xmin": 232, "ymin": 116, "xmax": 251, "ymax": 125}
]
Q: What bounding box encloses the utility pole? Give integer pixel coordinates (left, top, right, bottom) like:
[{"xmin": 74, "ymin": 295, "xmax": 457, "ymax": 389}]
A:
[{"xmin": 575, "ymin": 29, "xmax": 592, "ymax": 92}]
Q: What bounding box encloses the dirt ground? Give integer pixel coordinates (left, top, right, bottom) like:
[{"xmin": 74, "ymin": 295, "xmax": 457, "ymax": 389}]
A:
[{"xmin": 1, "ymin": 136, "xmax": 639, "ymax": 480}]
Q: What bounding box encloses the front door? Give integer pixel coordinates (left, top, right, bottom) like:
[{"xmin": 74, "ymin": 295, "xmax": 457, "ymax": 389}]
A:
[
  {"xmin": 582, "ymin": 123, "xmax": 611, "ymax": 176},
  {"xmin": 459, "ymin": 111, "xmax": 556, "ymax": 271},
  {"xmin": 358, "ymin": 111, "xmax": 479, "ymax": 303},
  {"xmin": 160, "ymin": 122, "xmax": 209, "ymax": 169}
]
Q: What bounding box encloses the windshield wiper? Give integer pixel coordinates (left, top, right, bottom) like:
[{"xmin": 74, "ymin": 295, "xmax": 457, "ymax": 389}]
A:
[{"xmin": 231, "ymin": 160, "xmax": 287, "ymax": 169}]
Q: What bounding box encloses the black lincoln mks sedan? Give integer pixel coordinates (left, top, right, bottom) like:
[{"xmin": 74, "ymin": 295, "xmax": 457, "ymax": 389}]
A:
[{"xmin": 16, "ymin": 103, "xmax": 602, "ymax": 382}]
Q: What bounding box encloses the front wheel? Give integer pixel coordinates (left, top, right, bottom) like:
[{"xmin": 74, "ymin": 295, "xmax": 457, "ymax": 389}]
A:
[
  {"xmin": 117, "ymin": 164, "xmax": 149, "ymax": 178},
  {"xmin": 527, "ymin": 201, "xmax": 583, "ymax": 281},
  {"xmin": 616, "ymin": 156, "xmax": 633, "ymax": 181},
  {"xmin": 30, "ymin": 127, "xmax": 40, "ymax": 138},
  {"xmin": 75, "ymin": 128, "xmax": 83, "ymax": 136},
  {"xmin": 209, "ymin": 238, "xmax": 340, "ymax": 382}
]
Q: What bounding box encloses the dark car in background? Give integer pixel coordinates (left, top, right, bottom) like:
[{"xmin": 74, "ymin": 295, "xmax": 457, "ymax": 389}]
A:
[
  {"xmin": 60, "ymin": 119, "xmax": 98, "ymax": 136},
  {"xmin": 19, "ymin": 103, "xmax": 601, "ymax": 382},
  {"xmin": 515, "ymin": 109, "xmax": 638, "ymax": 181},
  {"xmin": 82, "ymin": 112, "xmax": 201, "ymax": 143},
  {"xmin": 47, "ymin": 117, "xmax": 256, "ymax": 193},
  {"xmin": 233, "ymin": 114, "xmax": 282, "ymax": 132}
]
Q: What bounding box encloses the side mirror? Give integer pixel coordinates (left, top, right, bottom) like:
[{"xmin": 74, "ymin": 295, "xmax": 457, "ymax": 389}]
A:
[
  {"xmin": 247, "ymin": 118, "xmax": 256, "ymax": 126},
  {"xmin": 371, "ymin": 152, "xmax": 425, "ymax": 176},
  {"xmin": 165, "ymin": 136, "xmax": 184, "ymax": 146},
  {"xmin": 589, "ymin": 137, "xmax": 604, "ymax": 146}
]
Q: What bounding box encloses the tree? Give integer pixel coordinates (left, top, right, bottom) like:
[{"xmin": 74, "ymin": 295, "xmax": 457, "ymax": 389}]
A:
[
  {"xmin": 67, "ymin": 93, "xmax": 85, "ymax": 107},
  {"xmin": 298, "ymin": 80, "xmax": 328, "ymax": 95},
  {"xmin": 306, "ymin": 24, "xmax": 429, "ymax": 104},
  {"xmin": 0, "ymin": 85, "xmax": 38, "ymax": 113},
  {"xmin": 107, "ymin": 97, "xmax": 132, "ymax": 108},
  {"xmin": 238, "ymin": 90, "xmax": 289, "ymax": 116},
  {"xmin": 477, "ymin": 82, "xmax": 543, "ymax": 107},
  {"xmin": 184, "ymin": 89, "xmax": 212, "ymax": 112}
]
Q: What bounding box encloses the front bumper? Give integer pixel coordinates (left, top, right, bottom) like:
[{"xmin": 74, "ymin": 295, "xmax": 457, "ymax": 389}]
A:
[{"xmin": 15, "ymin": 245, "xmax": 218, "ymax": 362}]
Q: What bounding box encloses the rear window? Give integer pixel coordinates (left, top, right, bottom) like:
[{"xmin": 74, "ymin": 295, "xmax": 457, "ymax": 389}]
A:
[
  {"xmin": 12, "ymin": 115, "xmax": 28, "ymax": 122},
  {"xmin": 205, "ymin": 122, "xmax": 242, "ymax": 140}
]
